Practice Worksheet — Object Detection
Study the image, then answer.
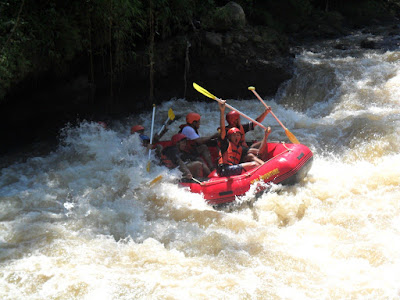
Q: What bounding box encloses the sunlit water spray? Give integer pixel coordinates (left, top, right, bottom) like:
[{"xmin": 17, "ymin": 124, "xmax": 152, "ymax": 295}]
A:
[{"xmin": 1, "ymin": 29, "xmax": 400, "ymax": 299}]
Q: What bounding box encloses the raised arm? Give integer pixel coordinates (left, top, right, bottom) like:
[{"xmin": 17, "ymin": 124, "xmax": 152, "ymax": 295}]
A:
[
  {"xmin": 219, "ymin": 100, "xmax": 227, "ymax": 140},
  {"xmin": 255, "ymin": 106, "xmax": 272, "ymax": 125},
  {"xmin": 257, "ymin": 127, "xmax": 271, "ymax": 161}
]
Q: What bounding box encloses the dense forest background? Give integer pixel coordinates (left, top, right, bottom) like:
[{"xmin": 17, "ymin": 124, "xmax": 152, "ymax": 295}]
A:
[{"xmin": 1, "ymin": 0, "xmax": 400, "ymax": 153}]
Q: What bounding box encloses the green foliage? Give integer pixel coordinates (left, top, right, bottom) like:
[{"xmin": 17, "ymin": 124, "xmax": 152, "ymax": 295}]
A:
[
  {"xmin": 0, "ymin": 42, "xmax": 31, "ymax": 99},
  {"xmin": 0, "ymin": 0, "xmax": 31, "ymax": 98},
  {"xmin": 241, "ymin": 0, "xmax": 314, "ymax": 32},
  {"xmin": 0, "ymin": 0, "xmax": 146, "ymax": 101},
  {"xmin": 150, "ymin": 0, "xmax": 205, "ymax": 39},
  {"xmin": 107, "ymin": 0, "xmax": 145, "ymax": 72},
  {"xmin": 0, "ymin": 0, "xmax": 398, "ymax": 102},
  {"xmin": 339, "ymin": 0, "xmax": 389, "ymax": 24}
]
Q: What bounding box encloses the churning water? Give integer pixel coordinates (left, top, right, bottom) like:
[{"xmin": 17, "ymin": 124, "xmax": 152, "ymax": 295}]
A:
[{"xmin": 1, "ymin": 28, "xmax": 400, "ymax": 299}]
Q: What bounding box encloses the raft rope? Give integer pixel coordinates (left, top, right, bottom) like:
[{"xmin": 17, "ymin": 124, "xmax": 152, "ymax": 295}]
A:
[{"xmin": 244, "ymin": 142, "xmax": 292, "ymax": 178}]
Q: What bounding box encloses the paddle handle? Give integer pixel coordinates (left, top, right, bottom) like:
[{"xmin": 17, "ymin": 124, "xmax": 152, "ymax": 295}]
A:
[
  {"xmin": 157, "ymin": 117, "xmax": 169, "ymax": 136},
  {"xmin": 214, "ymin": 97, "xmax": 267, "ymax": 130},
  {"xmin": 148, "ymin": 104, "xmax": 156, "ymax": 162},
  {"xmin": 149, "ymin": 104, "xmax": 156, "ymax": 144},
  {"xmin": 192, "ymin": 82, "xmax": 266, "ymax": 130},
  {"xmin": 249, "ymin": 89, "xmax": 286, "ymax": 130},
  {"xmin": 191, "ymin": 177, "xmax": 202, "ymax": 184},
  {"xmin": 249, "ymin": 87, "xmax": 300, "ymax": 144}
]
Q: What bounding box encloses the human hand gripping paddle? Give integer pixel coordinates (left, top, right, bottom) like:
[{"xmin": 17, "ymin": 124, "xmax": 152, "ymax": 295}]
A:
[
  {"xmin": 146, "ymin": 108, "xmax": 174, "ymax": 183},
  {"xmin": 147, "ymin": 108, "xmax": 183, "ymax": 185},
  {"xmin": 157, "ymin": 108, "xmax": 175, "ymax": 137},
  {"xmin": 193, "ymin": 83, "xmax": 269, "ymax": 130},
  {"xmin": 248, "ymin": 86, "xmax": 300, "ymax": 144}
]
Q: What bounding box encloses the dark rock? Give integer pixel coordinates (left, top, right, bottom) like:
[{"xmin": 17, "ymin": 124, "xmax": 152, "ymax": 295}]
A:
[
  {"xmin": 0, "ymin": 2, "xmax": 303, "ymax": 156},
  {"xmin": 334, "ymin": 43, "xmax": 348, "ymax": 50},
  {"xmin": 202, "ymin": 1, "xmax": 246, "ymax": 32},
  {"xmin": 360, "ymin": 38, "xmax": 376, "ymax": 49},
  {"xmin": 205, "ymin": 32, "xmax": 223, "ymax": 49}
]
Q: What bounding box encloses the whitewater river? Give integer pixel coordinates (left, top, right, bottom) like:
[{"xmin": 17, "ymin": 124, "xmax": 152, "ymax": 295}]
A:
[{"xmin": 1, "ymin": 28, "xmax": 400, "ymax": 299}]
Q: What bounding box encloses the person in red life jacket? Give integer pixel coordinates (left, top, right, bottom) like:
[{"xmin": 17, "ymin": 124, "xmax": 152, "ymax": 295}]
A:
[
  {"xmin": 131, "ymin": 123, "xmax": 168, "ymax": 145},
  {"xmin": 130, "ymin": 124, "xmax": 167, "ymax": 158},
  {"xmin": 130, "ymin": 125, "xmax": 152, "ymax": 147},
  {"xmin": 217, "ymin": 101, "xmax": 271, "ymax": 177},
  {"xmin": 178, "ymin": 112, "xmax": 219, "ymax": 171},
  {"xmin": 160, "ymin": 133, "xmax": 211, "ymax": 180},
  {"xmin": 224, "ymin": 105, "xmax": 271, "ymax": 163},
  {"xmin": 130, "ymin": 108, "xmax": 176, "ymax": 147}
]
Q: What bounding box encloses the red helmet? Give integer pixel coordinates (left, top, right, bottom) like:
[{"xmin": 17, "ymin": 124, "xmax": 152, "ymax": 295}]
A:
[
  {"xmin": 131, "ymin": 125, "xmax": 144, "ymax": 134},
  {"xmin": 226, "ymin": 111, "xmax": 240, "ymax": 125},
  {"xmin": 171, "ymin": 133, "xmax": 187, "ymax": 145},
  {"xmin": 186, "ymin": 112, "xmax": 201, "ymax": 124},
  {"xmin": 227, "ymin": 127, "xmax": 241, "ymax": 137}
]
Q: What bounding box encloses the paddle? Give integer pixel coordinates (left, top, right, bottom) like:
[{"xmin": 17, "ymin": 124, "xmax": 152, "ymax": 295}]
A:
[
  {"xmin": 146, "ymin": 104, "xmax": 156, "ymax": 172},
  {"xmin": 144, "ymin": 108, "xmax": 176, "ymax": 180},
  {"xmin": 133, "ymin": 174, "xmax": 162, "ymax": 192},
  {"xmin": 191, "ymin": 177, "xmax": 202, "ymax": 184},
  {"xmin": 193, "ymin": 83, "xmax": 268, "ymax": 130},
  {"xmin": 248, "ymin": 86, "xmax": 300, "ymax": 144},
  {"xmin": 157, "ymin": 108, "xmax": 175, "ymax": 137},
  {"xmin": 148, "ymin": 174, "xmax": 202, "ymax": 187},
  {"xmin": 148, "ymin": 174, "xmax": 163, "ymax": 186}
]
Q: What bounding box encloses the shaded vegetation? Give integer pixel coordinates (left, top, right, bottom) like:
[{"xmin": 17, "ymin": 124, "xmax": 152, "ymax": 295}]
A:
[{"xmin": 0, "ymin": 0, "xmax": 399, "ymax": 105}]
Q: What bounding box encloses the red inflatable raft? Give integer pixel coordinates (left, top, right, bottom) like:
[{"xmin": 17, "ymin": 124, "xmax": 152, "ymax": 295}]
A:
[{"xmin": 158, "ymin": 141, "xmax": 313, "ymax": 206}]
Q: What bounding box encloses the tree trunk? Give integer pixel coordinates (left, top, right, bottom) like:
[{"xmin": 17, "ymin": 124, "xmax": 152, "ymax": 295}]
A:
[
  {"xmin": 109, "ymin": 0, "xmax": 114, "ymax": 110},
  {"xmin": 88, "ymin": 5, "xmax": 95, "ymax": 104},
  {"xmin": 183, "ymin": 40, "xmax": 191, "ymax": 98},
  {"xmin": 149, "ymin": 0, "xmax": 155, "ymax": 105},
  {"xmin": 1, "ymin": 0, "xmax": 25, "ymax": 53}
]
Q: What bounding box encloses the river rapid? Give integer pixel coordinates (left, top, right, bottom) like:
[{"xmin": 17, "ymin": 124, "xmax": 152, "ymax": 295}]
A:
[{"xmin": 1, "ymin": 28, "xmax": 400, "ymax": 299}]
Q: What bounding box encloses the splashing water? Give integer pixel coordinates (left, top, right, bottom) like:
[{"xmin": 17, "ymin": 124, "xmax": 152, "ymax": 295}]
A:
[{"xmin": 1, "ymin": 30, "xmax": 400, "ymax": 299}]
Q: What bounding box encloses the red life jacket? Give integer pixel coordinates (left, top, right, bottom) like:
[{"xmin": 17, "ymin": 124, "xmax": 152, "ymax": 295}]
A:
[
  {"xmin": 226, "ymin": 124, "xmax": 247, "ymax": 147},
  {"xmin": 218, "ymin": 141, "xmax": 242, "ymax": 165}
]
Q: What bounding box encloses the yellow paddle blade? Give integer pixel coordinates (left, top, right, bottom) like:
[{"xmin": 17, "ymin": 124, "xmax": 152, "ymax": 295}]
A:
[
  {"xmin": 168, "ymin": 108, "xmax": 175, "ymax": 121},
  {"xmin": 285, "ymin": 129, "xmax": 300, "ymax": 144},
  {"xmin": 146, "ymin": 161, "xmax": 151, "ymax": 172},
  {"xmin": 248, "ymin": 86, "xmax": 255, "ymax": 91},
  {"xmin": 148, "ymin": 175, "xmax": 162, "ymax": 186},
  {"xmin": 193, "ymin": 83, "xmax": 217, "ymax": 100}
]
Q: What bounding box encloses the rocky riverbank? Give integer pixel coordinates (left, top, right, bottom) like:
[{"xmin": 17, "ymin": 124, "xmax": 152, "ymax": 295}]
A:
[{"xmin": 0, "ymin": 1, "xmax": 398, "ymax": 159}]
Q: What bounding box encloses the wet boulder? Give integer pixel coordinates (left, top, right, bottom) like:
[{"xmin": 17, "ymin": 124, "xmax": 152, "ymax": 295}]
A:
[
  {"xmin": 360, "ymin": 38, "xmax": 376, "ymax": 49},
  {"xmin": 203, "ymin": 1, "xmax": 246, "ymax": 32}
]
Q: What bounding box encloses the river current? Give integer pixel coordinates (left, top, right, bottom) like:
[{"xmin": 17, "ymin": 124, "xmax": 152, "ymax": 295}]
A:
[{"xmin": 1, "ymin": 28, "xmax": 400, "ymax": 299}]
